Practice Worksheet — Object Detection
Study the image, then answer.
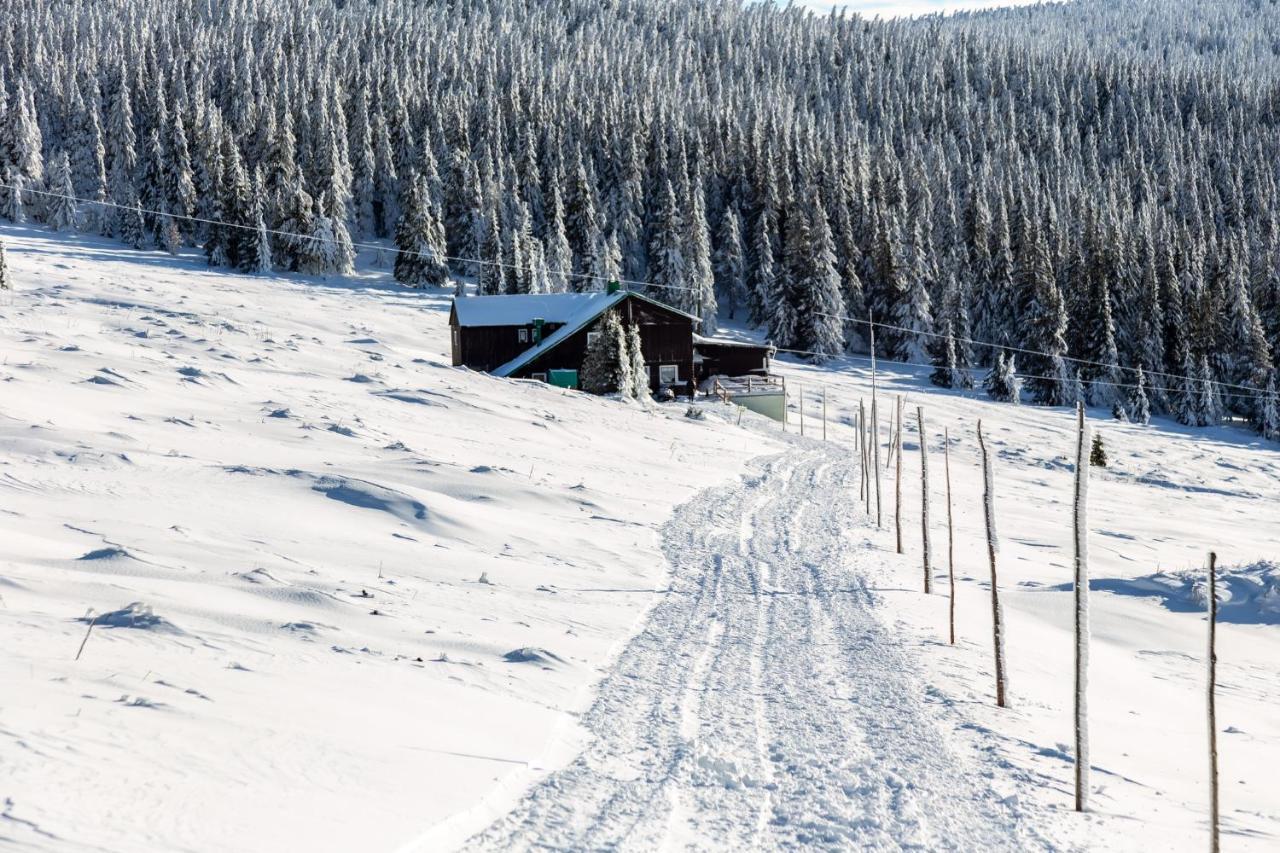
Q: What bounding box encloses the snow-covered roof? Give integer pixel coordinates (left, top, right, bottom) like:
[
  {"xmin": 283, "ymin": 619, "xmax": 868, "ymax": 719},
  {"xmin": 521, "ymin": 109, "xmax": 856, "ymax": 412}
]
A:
[
  {"xmin": 492, "ymin": 290, "xmax": 629, "ymax": 377},
  {"xmin": 452, "ymin": 293, "xmax": 613, "ymax": 327},
  {"xmin": 693, "ymin": 333, "xmax": 775, "ymax": 351}
]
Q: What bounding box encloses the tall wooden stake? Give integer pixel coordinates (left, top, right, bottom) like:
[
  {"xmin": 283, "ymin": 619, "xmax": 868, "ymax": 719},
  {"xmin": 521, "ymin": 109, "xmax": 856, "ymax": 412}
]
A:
[
  {"xmin": 1208, "ymin": 550, "xmax": 1220, "ymax": 853},
  {"xmin": 918, "ymin": 406, "xmax": 931, "ymax": 594},
  {"xmin": 870, "ymin": 314, "xmax": 882, "ymax": 528},
  {"xmin": 1073, "ymin": 402, "xmax": 1091, "ymax": 812},
  {"xmin": 799, "ymin": 383, "xmax": 805, "ymax": 437},
  {"xmin": 977, "ymin": 420, "xmax": 1008, "ymax": 708},
  {"xmin": 857, "ymin": 402, "xmax": 867, "ymax": 502},
  {"xmin": 944, "ymin": 427, "xmax": 955, "ymax": 645},
  {"xmin": 895, "ymin": 395, "xmax": 904, "ymax": 555},
  {"xmin": 860, "ymin": 401, "xmax": 871, "ymax": 512}
]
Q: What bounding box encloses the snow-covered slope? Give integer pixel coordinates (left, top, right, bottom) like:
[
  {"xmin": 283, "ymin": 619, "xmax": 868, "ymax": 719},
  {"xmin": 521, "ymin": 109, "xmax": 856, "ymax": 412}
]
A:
[
  {"xmin": 765, "ymin": 349, "xmax": 1280, "ymax": 851},
  {"xmin": 2, "ymin": 224, "xmax": 1277, "ymax": 851},
  {"xmin": 0, "ymin": 225, "xmax": 773, "ymax": 851}
]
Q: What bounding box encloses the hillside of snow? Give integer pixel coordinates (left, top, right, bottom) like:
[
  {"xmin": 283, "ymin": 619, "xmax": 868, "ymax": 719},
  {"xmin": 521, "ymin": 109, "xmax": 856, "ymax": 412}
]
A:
[
  {"xmin": 0, "ymin": 225, "xmax": 773, "ymax": 851},
  {"xmin": 2, "ymin": 225, "xmax": 1278, "ymax": 851}
]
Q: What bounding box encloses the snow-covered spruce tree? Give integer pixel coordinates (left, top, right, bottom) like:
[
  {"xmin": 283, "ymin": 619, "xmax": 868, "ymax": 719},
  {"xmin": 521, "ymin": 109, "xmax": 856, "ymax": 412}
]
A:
[
  {"xmin": 648, "ymin": 179, "xmax": 686, "ymax": 307},
  {"xmin": 477, "ymin": 209, "xmax": 503, "ymax": 295},
  {"xmin": 590, "ymin": 230, "xmax": 622, "ymax": 291},
  {"xmin": 0, "ymin": 238, "xmax": 10, "ymax": 290},
  {"xmin": 612, "ymin": 316, "xmax": 633, "ymax": 398},
  {"xmin": 1261, "ymin": 372, "xmax": 1280, "ymax": 441},
  {"xmin": 627, "ymin": 322, "xmax": 650, "ymax": 401},
  {"xmin": 748, "ymin": 210, "xmax": 776, "ymax": 328},
  {"xmin": 985, "ymin": 351, "xmax": 1021, "ymax": 404},
  {"xmin": 243, "ymin": 168, "xmax": 272, "ymax": 274},
  {"xmin": 394, "ymin": 175, "xmax": 448, "ymax": 288},
  {"xmin": 792, "ymin": 198, "xmax": 846, "ymax": 362},
  {"xmin": 581, "ymin": 309, "xmax": 624, "ymax": 394},
  {"xmin": 0, "ymin": 165, "xmax": 25, "ymax": 223},
  {"xmin": 45, "ymin": 151, "xmax": 78, "ymax": 231},
  {"xmin": 1129, "ymin": 366, "xmax": 1152, "ymax": 426},
  {"xmin": 684, "ymin": 171, "xmax": 717, "ymax": 332},
  {"xmin": 1016, "ymin": 215, "xmax": 1070, "ymax": 405},
  {"xmin": 713, "ymin": 205, "xmax": 747, "ymax": 320},
  {"xmin": 120, "ymin": 196, "xmax": 146, "ymax": 250},
  {"xmin": 1196, "ymin": 355, "xmax": 1223, "ymax": 427},
  {"xmin": 544, "ymin": 183, "xmax": 573, "ymax": 293}
]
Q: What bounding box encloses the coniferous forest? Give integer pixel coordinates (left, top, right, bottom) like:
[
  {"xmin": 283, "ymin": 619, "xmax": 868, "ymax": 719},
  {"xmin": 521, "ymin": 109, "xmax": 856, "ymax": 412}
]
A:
[{"xmin": 2, "ymin": 0, "xmax": 1280, "ymax": 438}]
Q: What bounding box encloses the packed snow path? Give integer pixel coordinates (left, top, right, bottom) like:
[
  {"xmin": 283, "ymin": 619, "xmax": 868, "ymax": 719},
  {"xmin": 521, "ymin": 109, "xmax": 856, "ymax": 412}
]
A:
[{"xmin": 468, "ymin": 446, "xmax": 1056, "ymax": 851}]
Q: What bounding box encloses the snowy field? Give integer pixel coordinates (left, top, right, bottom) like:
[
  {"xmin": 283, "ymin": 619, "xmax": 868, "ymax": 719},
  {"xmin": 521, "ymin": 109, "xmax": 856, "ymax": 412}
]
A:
[
  {"xmin": 0, "ymin": 225, "xmax": 772, "ymax": 851},
  {"xmin": 2, "ymin": 224, "xmax": 1278, "ymax": 851},
  {"xmin": 769, "ymin": 347, "xmax": 1280, "ymax": 851}
]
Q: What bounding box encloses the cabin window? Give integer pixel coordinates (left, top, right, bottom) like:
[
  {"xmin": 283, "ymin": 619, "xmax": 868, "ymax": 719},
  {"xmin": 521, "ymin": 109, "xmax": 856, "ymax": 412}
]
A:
[
  {"xmin": 518, "ymin": 328, "xmax": 529, "ymax": 343},
  {"xmin": 659, "ymin": 364, "xmax": 679, "ymax": 385},
  {"xmin": 451, "ymin": 328, "xmax": 459, "ymax": 349},
  {"xmin": 532, "ymin": 372, "xmax": 547, "ymax": 383},
  {"xmin": 586, "ymin": 331, "xmax": 601, "ymax": 349}
]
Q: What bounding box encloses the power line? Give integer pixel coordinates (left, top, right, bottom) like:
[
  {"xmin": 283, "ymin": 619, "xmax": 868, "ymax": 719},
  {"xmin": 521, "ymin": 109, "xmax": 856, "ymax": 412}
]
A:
[
  {"xmin": 1, "ymin": 180, "xmax": 1270, "ymax": 404},
  {"xmin": 815, "ymin": 311, "xmax": 1265, "ymax": 397},
  {"xmin": 0, "ymin": 181, "xmax": 681, "ymax": 294}
]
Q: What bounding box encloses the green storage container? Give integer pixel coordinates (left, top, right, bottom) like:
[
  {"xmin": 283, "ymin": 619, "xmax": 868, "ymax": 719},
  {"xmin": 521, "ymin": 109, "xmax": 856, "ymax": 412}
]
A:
[{"xmin": 547, "ymin": 369, "xmax": 579, "ymax": 389}]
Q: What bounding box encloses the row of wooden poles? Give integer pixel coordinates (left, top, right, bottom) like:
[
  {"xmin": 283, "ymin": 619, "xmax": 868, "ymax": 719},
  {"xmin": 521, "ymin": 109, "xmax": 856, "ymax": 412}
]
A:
[{"xmin": 779, "ymin": 373, "xmax": 1225, "ymax": 850}]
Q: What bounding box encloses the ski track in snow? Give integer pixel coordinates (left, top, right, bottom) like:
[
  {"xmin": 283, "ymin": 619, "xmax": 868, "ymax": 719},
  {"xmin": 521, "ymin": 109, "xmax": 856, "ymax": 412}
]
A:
[{"xmin": 467, "ymin": 446, "xmax": 1060, "ymax": 851}]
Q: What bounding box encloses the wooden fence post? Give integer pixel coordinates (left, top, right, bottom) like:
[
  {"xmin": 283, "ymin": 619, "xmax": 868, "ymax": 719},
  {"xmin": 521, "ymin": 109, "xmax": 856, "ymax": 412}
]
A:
[
  {"xmin": 799, "ymin": 383, "xmax": 805, "ymax": 437},
  {"xmin": 919, "ymin": 406, "xmax": 931, "ymax": 594},
  {"xmin": 977, "ymin": 419, "xmax": 1008, "ymax": 708},
  {"xmin": 1208, "ymin": 550, "xmax": 1220, "ymax": 853},
  {"xmin": 895, "ymin": 395, "xmax": 904, "ymax": 555},
  {"xmin": 870, "ymin": 312, "xmax": 882, "ymax": 528},
  {"xmin": 1073, "ymin": 402, "xmax": 1091, "ymax": 812},
  {"xmin": 822, "ymin": 387, "xmax": 827, "ymax": 442},
  {"xmin": 944, "ymin": 426, "xmax": 955, "ymax": 644}
]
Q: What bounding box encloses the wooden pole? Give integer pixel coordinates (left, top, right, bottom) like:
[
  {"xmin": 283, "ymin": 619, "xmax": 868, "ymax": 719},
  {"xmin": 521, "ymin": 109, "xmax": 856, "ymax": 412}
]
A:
[
  {"xmin": 860, "ymin": 401, "xmax": 871, "ymax": 512},
  {"xmin": 977, "ymin": 420, "xmax": 1008, "ymax": 708},
  {"xmin": 1073, "ymin": 402, "xmax": 1091, "ymax": 813},
  {"xmin": 858, "ymin": 401, "xmax": 867, "ymax": 502},
  {"xmin": 1208, "ymin": 550, "xmax": 1220, "ymax": 853},
  {"xmin": 918, "ymin": 406, "xmax": 931, "ymax": 594},
  {"xmin": 799, "ymin": 383, "xmax": 805, "ymax": 437},
  {"xmin": 822, "ymin": 387, "xmax": 827, "ymax": 442},
  {"xmin": 944, "ymin": 427, "xmax": 955, "ymax": 645},
  {"xmin": 895, "ymin": 395, "xmax": 904, "ymax": 555},
  {"xmin": 870, "ymin": 315, "xmax": 882, "ymax": 528}
]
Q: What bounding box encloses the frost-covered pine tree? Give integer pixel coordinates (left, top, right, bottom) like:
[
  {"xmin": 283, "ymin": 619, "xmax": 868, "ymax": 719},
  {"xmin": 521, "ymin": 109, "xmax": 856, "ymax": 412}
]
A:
[
  {"xmin": 985, "ymin": 351, "xmax": 1021, "ymax": 404},
  {"xmin": 544, "ymin": 183, "xmax": 573, "ymax": 293},
  {"xmin": 45, "ymin": 151, "xmax": 78, "ymax": 231},
  {"xmin": 394, "ymin": 175, "xmax": 448, "ymax": 287},
  {"xmin": 748, "ymin": 211, "xmax": 776, "ymax": 328},
  {"xmin": 581, "ymin": 309, "xmax": 624, "ymax": 394},
  {"xmin": 1261, "ymin": 372, "xmax": 1280, "ymax": 441},
  {"xmin": 477, "ymin": 209, "xmax": 503, "ymax": 295},
  {"xmin": 684, "ymin": 171, "xmax": 717, "ymax": 332},
  {"xmin": 120, "ymin": 196, "xmax": 146, "ymax": 250},
  {"xmin": 613, "ymin": 317, "xmax": 633, "ymax": 398},
  {"xmin": 713, "ymin": 205, "xmax": 747, "ymax": 320},
  {"xmin": 627, "ymin": 322, "xmax": 650, "ymax": 401},
  {"xmin": 648, "ymin": 179, "xmax": 686, "ymax": 305},
  {"xmin": 1129, "ymin": 365, "xmax": 1152, "ymax": 426},
  {"xmin": 0, "ymin": 238, "xmax": 11, "ymax": 290},
  {"xmin": 244, "ymin": 168, "xmax": 273, "ymax": 274}
]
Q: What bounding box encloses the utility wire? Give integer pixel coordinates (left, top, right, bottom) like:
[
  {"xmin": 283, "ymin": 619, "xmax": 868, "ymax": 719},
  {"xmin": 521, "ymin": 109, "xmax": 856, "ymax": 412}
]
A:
[{"xmin": 1, "ymin": 180, "xmax": 1269, "ymax": 403}]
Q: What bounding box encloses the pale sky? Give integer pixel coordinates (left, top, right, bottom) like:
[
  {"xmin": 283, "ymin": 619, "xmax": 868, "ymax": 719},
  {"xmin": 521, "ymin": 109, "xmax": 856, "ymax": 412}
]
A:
[{"xmin": 790, "ymin": 1, "xmax": 1042, "ymax": 19}]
